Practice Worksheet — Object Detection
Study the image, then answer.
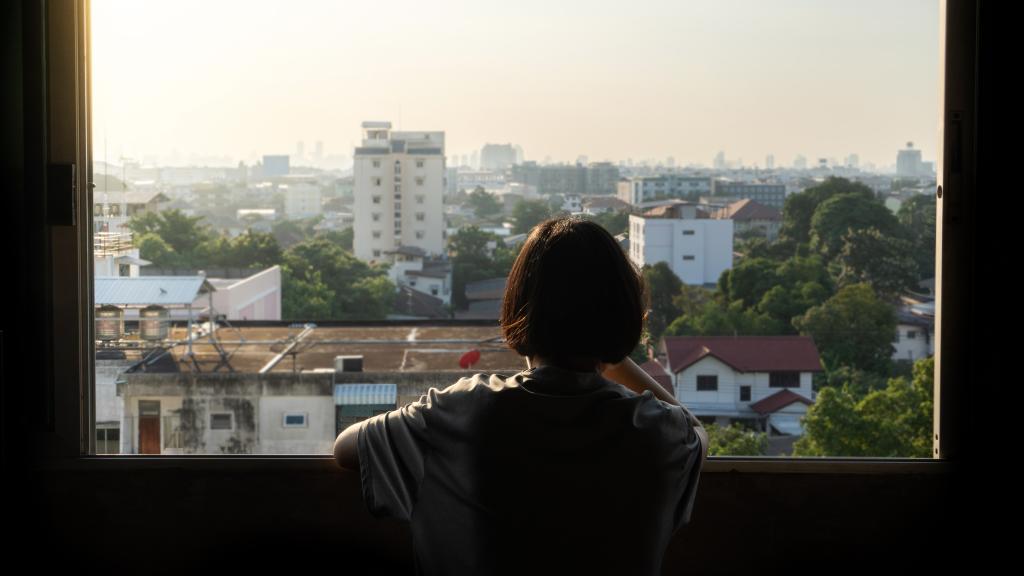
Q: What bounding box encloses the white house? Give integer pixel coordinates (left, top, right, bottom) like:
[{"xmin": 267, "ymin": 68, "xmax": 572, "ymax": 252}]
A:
[
  {"xmin": 893, "ymin": 300, "xmax": 934, "ymax": 362},
  {"xmin": 628, "ymin": 201, "xmax": 733, "ymax": 286},
  {"xmin": 385, "ymin": 245, "xmax": 452, "ymax": 306},
  {"xmin": 656, "ymin": 335, "xmax": 823, "ymax": 437}
]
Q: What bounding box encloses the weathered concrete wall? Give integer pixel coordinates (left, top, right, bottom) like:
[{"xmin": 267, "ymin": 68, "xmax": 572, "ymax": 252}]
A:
[{"xmin": 119, "ymin": 370, "xmax": 507, "ymax": 454}]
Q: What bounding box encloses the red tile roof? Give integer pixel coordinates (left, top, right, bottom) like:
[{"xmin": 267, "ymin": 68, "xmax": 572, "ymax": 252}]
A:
[
  {"xmin": 663, "ymin": 335, "xmax": 823, "ymax": 374},
  {"xmin": 749, "ymin": 389, "xmax": 814, "ymax": 415},
  {"xmin": 713, "ymin": 199, "xmax": 781, "ymax": 221},
  {"xmin": 639, "ymin": 359, "xmax": 673, "ymax": 390}
]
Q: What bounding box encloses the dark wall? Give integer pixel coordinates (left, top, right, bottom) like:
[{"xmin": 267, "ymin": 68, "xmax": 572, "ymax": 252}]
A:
[{"xmin": 4, "ymin": 1, "xmax": 985, "ymax": 574}]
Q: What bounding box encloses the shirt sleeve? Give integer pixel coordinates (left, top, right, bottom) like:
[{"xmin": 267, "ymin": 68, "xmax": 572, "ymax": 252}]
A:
[
  {"xmin": 357, "ymin": 393, "xmax": 433, "ymax": 521},
  {"xmin": 669, "ymin": 406, "xmax": 705, "ymax": 532}
]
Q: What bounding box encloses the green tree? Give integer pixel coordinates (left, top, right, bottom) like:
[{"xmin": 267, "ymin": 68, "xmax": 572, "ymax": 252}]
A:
[
  {"xmin": 792, "ymin": 356, "xmax": 933, "ymax": 457},
  {"xmin": 583, "ymin": 210, "xmax": 630, "ymax": 236},
  {"xmin": 283, "ymin": 238, "xmax": 394, "ymax": 319},
  {"xmin": 272, "ymin": 219, "xmax": 307, "ymax": 249},
  {"xmin": 837, "ymin": 227, "xmax": 917, "ymax": 300},
  {"xmin": 281, "ymin": 266, "xmax": 334, "ymax": 319},
  {"xmin": 448, "ymin": 226, "xmax": 515, "ymax": 309},
  {"xmin": 207, "ymin": 227, "xmax": 282, "ymax": 268},
  {"xmin": 465, "ymin": 186, "xmax": 502, "ymax": 219},
  {"xmin": 780, "ymin": 177, "xmax": 875, "ymax": 246},
  {"xmin": 705, "ymin": 422, "xmax": 769, "ymax": 456},
  {"xmin": 511, "ymin": 199, "xmax": 554, "ymax": 234},
  {"xmin": 135, "ymin": 232, "xmax": 179, "ymax": 268},
  {"xmin": 667, "ymin": 299, "xmax": 782, "ymax": 337},
  {"xmin": 126, "ymin": 209, "xmax": 212, "ymax": 266},
  {"xmin": 793, "ymin": 283, "xmax": 896, "ymax": 375},
  {"xmin": 897, "ymin": 194, "xmax": 937, "ymax": 282},
  {"xmin": 809, "ymin": 193, "xmax": 902, "ymax": 261},
  {"xmin": 157, "ymin": 209, "xmax": 212, "ymax": 257},
  {"xmin": 642, "ymin": 262, "xmax": 683, "ymax": 344}
]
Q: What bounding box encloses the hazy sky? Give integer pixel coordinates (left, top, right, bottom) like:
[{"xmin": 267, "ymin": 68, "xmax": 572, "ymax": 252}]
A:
[{"xmin": 91, "ymin": 0, "xmax": 939, "ymax": 169}]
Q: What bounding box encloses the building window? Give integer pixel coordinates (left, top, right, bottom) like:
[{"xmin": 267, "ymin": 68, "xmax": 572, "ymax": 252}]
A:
[
  {"xmin": 372, "ymin": 160, "xmax": 381, "ymax": 168},
  {"xmin": 416, "ymin": 177, "xmax": 424, "ymax": 186},
  {"xmin": 696, "ymin": 375, "xmax": 718, "ymax": 391},
  {"xmin": 770, "ymin": 372, "xmax": 801, "ymax": 388},
  {"xmin": 740, "ymin": 386, "xmax": 751, "ymax": 402},
  {"xmin": 416, "ymin": 212, "xmax": 425, "ymax": 221},
  {"xmin": 372, "ymin": 195, "xmax": 380, "ymax": 204},
  {"xmin": 683, "ymin": 230, "xmax": 695, "ymax": 235},
  {"xmin": 374, "ymin": 177, "xmax": 381, "ymax": 186},
  {"xmin": 210, "ymin": 413, "xmax": 233, "ymax": 430},
  {"xmin": 431, "ymin": 286, "xmax": 439, "ymax": 296},
  {"xmin": 96, "ymin": 425, "xmax": 120, "ymax": 454},
  {"xmin": 416, "ymin": 160, "xmax": 424, "ymax": 168},
  {"xmin": 372, "ymin": 249, "xmax": 381, "ymax": 257},
  {"xmin": 416, "ymin": 194, "xmax": 425, "ymax": 204},
  {"xmin": 683, "ymin": 255, "xmax": 695, "ymax": 261},
  {"xmin": 907, "ymin": 330, "xmax": 917, "ymax": 339},
  {"xmin": 415, "ymin": 230, "xmax": 424, "ymax": 239},
  {"xmin": 372, "ymin": 213, "xmax": 380, "ymax": 222},
  {"xmin": 372, "ymin": 231, "xmax": 381, "ymax": 239},
  {"xmin": 283, "ymin": 413, "xmax": 308, "ymax": 428}
]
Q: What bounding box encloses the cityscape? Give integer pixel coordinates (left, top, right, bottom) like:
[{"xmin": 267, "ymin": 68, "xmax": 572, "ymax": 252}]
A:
[
  {"xmin": 92, "ymin": 129, "xmax": 937, "ymax": 458},
  {"xmin": 89, "ymin": 0, "xmax": 939, "ymax": 459}
]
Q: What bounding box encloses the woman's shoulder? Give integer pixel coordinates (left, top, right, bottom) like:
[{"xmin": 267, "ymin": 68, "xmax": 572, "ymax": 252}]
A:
[{"xmin": 439, "ymin": 372, "xmax": 523, "ymax": 396}]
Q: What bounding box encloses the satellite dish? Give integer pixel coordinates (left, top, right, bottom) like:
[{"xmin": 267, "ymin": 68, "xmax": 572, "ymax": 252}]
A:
[{"xmin": 459, "ymin": 349, "xmax": 481, "ymax": 369}]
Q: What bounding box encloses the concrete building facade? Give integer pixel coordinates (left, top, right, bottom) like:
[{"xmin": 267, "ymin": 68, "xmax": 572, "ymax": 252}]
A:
[{"xmin": 353, "ymin": 121, "xmax": 446, "ymax": 262}]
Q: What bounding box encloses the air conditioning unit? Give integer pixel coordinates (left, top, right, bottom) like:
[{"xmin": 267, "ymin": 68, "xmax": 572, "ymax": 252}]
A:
[{"xmin": 334, "ymin": 355, "xmax": 364, "ymax": 373}]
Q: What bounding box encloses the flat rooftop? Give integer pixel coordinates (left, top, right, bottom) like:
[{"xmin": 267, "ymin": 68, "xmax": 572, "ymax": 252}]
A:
[{"xmin": 114, "ymin": 324, "xmax": 524, "ymax": 374}]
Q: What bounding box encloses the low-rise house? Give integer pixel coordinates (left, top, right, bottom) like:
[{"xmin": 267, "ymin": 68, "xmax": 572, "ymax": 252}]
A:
[{"xmin": 654, "ymin": 335, "xmax": 822, "ymax": 437}]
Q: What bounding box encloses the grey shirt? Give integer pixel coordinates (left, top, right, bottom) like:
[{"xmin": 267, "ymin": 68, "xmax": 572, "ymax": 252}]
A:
[{"xmin": 357, "ymin": 364, "xmax": 704, "ymax": 576}]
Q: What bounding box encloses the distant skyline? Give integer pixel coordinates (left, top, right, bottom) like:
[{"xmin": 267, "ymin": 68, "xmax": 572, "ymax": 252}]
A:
[{"xmin": 92, "ymin": 0, "xmax": 939, "ymax": 170}]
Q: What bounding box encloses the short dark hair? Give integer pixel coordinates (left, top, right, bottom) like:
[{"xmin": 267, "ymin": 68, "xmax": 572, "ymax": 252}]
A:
[{"xmin": 500, "ymin": 216, "xmax": 648, "ymax": 365}]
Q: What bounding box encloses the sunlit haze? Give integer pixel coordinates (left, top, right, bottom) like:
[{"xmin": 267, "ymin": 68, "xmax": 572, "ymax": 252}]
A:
[{"xmin": 91, "ymin": 0, "xmax": 939, "ymax": 169}]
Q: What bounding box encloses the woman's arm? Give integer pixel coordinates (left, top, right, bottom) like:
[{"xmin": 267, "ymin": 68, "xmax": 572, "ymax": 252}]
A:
[
  {"xmin": 601, "ymin": 356, "xmax": 681, "ymax": 407},
  {"xmin": 333, "ymin": 422, "xmax": 360, "ymax": 471},
  {"xmin": 602, "ymin": 357, "xmax": 708, "ymax": 459}
]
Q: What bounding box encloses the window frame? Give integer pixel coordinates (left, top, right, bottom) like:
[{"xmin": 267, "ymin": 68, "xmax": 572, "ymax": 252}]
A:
[{"xmin": 37, "ymin": 0, "xmax": 967, "ymax": 476}]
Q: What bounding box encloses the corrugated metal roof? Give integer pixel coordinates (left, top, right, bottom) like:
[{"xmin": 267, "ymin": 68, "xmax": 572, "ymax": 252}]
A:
[
  {"xmin": 94, "ymin": 276, "xmax": 214, "ymax": 306},
  {"xmin": 334, "ymin": 383, "xmax": 397, "ymax": 406}
]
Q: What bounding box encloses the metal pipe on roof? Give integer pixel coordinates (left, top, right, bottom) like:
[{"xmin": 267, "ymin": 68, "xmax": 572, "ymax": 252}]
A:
[{"xmin": 258, "ymin": 324, "xmax": 316, "ymax": 374}]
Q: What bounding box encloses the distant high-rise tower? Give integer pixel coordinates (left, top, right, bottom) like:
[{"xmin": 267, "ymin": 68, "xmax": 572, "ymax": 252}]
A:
[
  {"xmin": 897, "ymin": 142, "xmax": 923, "ymax": 178},
  {"xmin": 766, "ymin": 154, "xmax": 775, "ymax": 170},
  {"xmin": 315, "ymin": 141, "xmax": 324, "ymax": 159},
  {"xmin": 793, "ymin": 155, "xmax": 807, "ymax": 170},
  {"xmin": 297, "ymin": 141, "xmax": 305, "ymax": 159},
  {"xmin": 480, "ymin": 144, "xmax": 517, "ymax": 171},
  {"xmin": 713, "ymin": 151, "xmax": 726, "ymax": 170},
  {"xmin": 353, "ymin": 121, "xmax": 445, "ymax": 262},
  {"xmin": 846, "ymin": 154, "xmax": 859, "ymax": 169}
]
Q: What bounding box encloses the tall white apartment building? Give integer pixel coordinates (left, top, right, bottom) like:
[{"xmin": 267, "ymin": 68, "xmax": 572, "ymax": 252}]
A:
[
  {"xmin": 628, "ymin": 201, "xmax": 733, "ymax": 286},
  {"xmin": 353, "ymin": 121, "xmax": 446, "ymax": 262}
]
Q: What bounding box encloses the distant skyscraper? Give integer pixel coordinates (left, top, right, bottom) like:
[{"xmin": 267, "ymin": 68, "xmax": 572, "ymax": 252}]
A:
[
  {"xmin": 297, "ymin": 141, "xmax": 305, "ymax": 159},
  {"xmin": 315, "ymin": 141, "xmax": 324, "ymax": 159},
  {"xmin": 480, "ymin": 144, "xmax": 518, "ymax": 171},
  {"xmin": 793, "ymin": 155, "xmax": 807, "ymax": 170},
  {"xmin": 846, "ymin": 154, "xmax": 859, "ymax": 168},
  {"xmin": 713, "ymin": 151, "xmax": 726, "ymax": 170},
  {"xmin": 514, "ymin": 145, "xmax": 525, "ymax": 165},
  {"xmin": 766, "ymin": 154, "xmax": 775, "ymax": 170},
  {"xmin": 352, "ymin": 121, "xmax": 445, "ymax": 262},
  {"xmin": 897, "ymin": 142, "xmax": 923, "ymax": 178}
]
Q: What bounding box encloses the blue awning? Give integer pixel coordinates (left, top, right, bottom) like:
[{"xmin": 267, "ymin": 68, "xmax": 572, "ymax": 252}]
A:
[{"xmin": 334, "ymin": 383, "xmax": 397, "ymax": 406}]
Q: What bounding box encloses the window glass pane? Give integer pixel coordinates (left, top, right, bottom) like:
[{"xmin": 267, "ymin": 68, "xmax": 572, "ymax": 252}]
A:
[{"xmin": 90, "ymin": 0, "xmax": 938, "ymax": 457}]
